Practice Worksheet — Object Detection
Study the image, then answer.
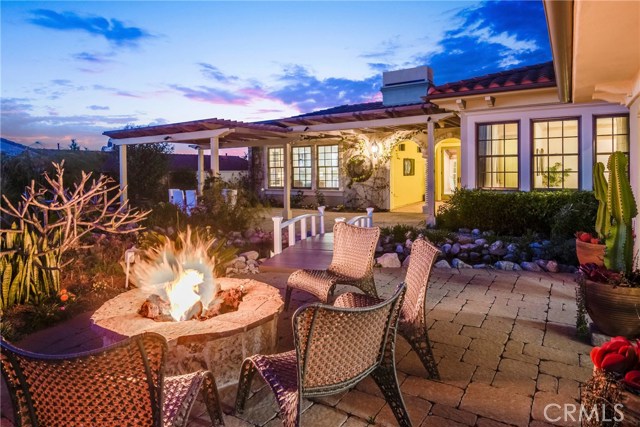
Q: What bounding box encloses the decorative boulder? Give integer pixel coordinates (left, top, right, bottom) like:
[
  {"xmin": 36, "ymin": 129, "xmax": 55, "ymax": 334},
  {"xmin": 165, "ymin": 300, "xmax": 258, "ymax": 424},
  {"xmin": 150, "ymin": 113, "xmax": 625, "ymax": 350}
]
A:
[
  {"xmin": 546, "ymin": 260, "xmax": 560, "ymax": 273},
  {"xmin": 376, "ymin": 253, "xmax": 401, "ymax": 268},
  {"xmin": 472, "ymin": 228, "xmax": 481, "ymax": 235},
  {"xmin": 450, "ymin": 243, "xmax": 461, "ymax": 256},
  {"xmin": 475, "ymin": 238, "xmax": 488, "ymax": 247},
  {"xmin": 395, "ymin": 244, "xmax": 404, "ymax": 254},
  {"xmin": 473, "ymin": 263, "xmax": 487, "ymax": 269},
  {"xmin": 441, "ymin": 243, "xmax": 452, "ymax": 255}
]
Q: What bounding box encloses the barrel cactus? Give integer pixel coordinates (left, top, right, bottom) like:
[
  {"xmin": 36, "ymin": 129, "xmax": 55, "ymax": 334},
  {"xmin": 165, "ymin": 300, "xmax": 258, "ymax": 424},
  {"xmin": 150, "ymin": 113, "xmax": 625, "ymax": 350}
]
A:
[{"xmin": 601, "ymin": 152, "xmax": 638, "ymax": 275}]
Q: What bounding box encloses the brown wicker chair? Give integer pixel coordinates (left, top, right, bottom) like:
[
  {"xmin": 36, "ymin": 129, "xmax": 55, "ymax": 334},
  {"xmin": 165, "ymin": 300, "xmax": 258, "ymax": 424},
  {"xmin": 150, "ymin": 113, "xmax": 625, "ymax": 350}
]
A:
[
  {"xmin": 0, "ymin": 332, "xmax": 225, "ymax": 427},
  {"xmin": 334, "ymin": 237, "xmax": 440, "ymax": 379},
  {"xmin": 284, "ymin": 221, "xmax": 380, "ymax": 310},
  {"xmin": 235, "ymin": 283, "xmax": 410, "ymax": 427}
]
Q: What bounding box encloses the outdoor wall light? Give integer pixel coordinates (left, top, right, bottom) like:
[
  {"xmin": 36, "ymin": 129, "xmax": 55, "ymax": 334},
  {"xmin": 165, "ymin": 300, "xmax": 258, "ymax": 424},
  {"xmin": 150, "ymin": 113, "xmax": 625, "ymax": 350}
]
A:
[{"xmin": 371, "ymin": 142, "xmax": 379, "ymax": 158}]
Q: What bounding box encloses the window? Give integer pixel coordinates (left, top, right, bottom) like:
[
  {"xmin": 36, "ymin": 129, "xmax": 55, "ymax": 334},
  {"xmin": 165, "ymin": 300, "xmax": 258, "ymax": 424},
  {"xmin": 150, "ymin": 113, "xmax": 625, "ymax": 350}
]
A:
[
  {"xmin": 292, "ymin": 146, "xmax": 312, "ymax": 188},
  {"xmin": 317, "ymin": 145, "xmax": 339, "ymax": 189},
  {"xmin": 477, "ymin": 122, "xmax": 519, "ymax": 189},
  {"xmin": 595, "ymin": 115, "xmax": 629, "ymax": 177},
  {"xmin": 403, "ymin": 159, "xmax": 415, "ymax": 176},
  {"xmin": 267, "ymin": 147, "xmax": 284, "ymax": 188},
  {"xmin": 532, "ymin": 119, "xmax": 579, "ymax": 189}
]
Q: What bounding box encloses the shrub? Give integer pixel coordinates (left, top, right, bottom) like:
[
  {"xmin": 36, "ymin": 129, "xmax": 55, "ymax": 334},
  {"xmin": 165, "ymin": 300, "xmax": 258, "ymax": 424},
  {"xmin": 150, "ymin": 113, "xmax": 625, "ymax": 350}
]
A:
[
  {"xmin": 436, "ymin": 189, "xmax": 597, "ymax": 237},
  {"xmin": 0, "ymin": 162, "xmax": 147, "ymax": 309},
  {"xmin": 189, "ymin": 176, "xmax": 266, "ymax": 235}
]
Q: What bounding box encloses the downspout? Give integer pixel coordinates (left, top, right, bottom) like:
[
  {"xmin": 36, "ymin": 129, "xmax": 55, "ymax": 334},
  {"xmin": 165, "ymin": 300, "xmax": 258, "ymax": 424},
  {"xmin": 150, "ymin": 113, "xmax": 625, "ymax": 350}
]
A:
[{"xmin": 543, "ymin": 0, "xmax": 574, "ymax": 103}]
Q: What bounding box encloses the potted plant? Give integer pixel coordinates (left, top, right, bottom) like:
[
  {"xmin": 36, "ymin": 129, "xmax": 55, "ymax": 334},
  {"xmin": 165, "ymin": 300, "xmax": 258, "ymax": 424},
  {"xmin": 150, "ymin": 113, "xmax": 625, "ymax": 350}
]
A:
[
  {"xmin": 575, "ymin": 162, "xmax": 607, "ymax": 265},
  {"xmin": 579, "ymin": 152, "xmax": 640, "ymax": 338}
]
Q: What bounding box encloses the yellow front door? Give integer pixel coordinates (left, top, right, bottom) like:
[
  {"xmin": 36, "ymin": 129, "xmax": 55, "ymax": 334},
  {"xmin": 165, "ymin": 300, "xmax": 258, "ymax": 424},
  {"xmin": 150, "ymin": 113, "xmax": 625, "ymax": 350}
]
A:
[{"xmin": 435, "ymin": 139, "xmax": 461, "ymax": 201}]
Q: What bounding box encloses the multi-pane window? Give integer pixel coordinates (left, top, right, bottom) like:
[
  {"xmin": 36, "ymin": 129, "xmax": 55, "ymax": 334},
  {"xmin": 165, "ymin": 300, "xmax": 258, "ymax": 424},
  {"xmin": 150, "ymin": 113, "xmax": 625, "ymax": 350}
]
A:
[
  {"xmin": 292, "ymin": 146, "xmax": 312, "ymax": 188},
  {"xmin": 267, "ymin": 147, "xmax": 284, "ymax": 188},
  {"xmin": 532, "ymin": 119, "xmax": 579, "ymax": 189},
  {"xmin": 477, "ymin": 123, "xmax": 519, "ymax": 189},
  {"xmin": 317, "ymin": 145, "xmax": 339, "ymax": 189},
  {"xmin": 595, "ymin": 116, "xmax": 629, "ymax": 177}
]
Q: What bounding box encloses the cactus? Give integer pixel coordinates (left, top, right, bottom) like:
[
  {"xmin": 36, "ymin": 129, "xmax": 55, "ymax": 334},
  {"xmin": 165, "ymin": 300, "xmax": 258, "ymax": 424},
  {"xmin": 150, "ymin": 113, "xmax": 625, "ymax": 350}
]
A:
[
  {"xmin": 603, "ymin": 152, "xmax": 638, "ymax": 275},
  {"xmin": 593, "ymin": 162, "xmax": 609, "ymax": 240}
]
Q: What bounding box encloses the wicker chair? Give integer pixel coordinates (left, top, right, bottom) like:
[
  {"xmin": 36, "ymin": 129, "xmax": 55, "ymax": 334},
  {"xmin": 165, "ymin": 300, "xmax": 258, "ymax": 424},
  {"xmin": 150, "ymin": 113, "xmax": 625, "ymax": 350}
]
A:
[
  {"xmin": 0, "ymin": 332, "xmax": 225, "ymax": 427},
  {"xmin": 235, "ymin": 284, "xmax": 410, "ymax": 427},
  {"xmin": 334, "ymin": 237, "xmax": 440, "ymax": 379},
  {"xmin": 284, "ymin": 222, "xmax": 380, "ymax": 310}
]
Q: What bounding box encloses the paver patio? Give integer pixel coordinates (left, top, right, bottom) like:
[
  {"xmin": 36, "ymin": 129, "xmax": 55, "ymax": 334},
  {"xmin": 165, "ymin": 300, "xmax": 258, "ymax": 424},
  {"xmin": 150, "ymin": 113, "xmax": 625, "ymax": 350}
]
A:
[{"xmin": 1, "ymin": 267, "xmax": 593, "ymax": 427}]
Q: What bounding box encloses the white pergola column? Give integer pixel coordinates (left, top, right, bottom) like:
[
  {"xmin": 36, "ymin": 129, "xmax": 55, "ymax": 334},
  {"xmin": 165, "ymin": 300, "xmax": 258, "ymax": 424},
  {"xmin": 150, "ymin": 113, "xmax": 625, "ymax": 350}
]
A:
[
  {"xmin": 197, "ymin": 147, "xmax": 205, "ymax": 195},
  {"xmin": 283, "ymin": 141, "xmax": 292, "ymax": 219},
  {"xmin": 423, "ymin": 120, "xmax": 436, "ymax": 226},
  {"xmin": 210, "ymin": 136, "xmax": 220, "ymax": 177},
  {"xmin": 119, "ymin": 144, "xmax": 128, "ymax": 205}
]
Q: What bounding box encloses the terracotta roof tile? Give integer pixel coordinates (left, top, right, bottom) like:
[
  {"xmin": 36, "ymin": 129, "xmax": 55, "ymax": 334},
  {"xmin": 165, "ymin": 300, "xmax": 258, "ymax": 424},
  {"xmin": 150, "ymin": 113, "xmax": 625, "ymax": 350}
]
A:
[{"xmin": 426, "ymin": 61, "xmax": 555, "ymax": 100}]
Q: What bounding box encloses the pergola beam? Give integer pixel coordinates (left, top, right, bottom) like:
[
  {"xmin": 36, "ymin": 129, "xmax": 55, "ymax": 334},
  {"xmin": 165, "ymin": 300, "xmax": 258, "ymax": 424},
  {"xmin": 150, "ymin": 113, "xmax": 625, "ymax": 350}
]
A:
[{"xmin": 110, "ymin": 128, "xmax": 234, "ymax": 145}]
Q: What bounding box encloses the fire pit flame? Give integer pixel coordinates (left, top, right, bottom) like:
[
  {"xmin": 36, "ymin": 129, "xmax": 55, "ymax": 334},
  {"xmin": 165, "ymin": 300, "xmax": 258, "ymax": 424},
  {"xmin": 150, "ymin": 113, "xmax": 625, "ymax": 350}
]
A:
[
  {"xmin": 131, "ymin": 228, "xmax": 220, "ymax": 321},
  {"xmin": 166, "ymin": 269, "xmax": 204, "ymax": 321}
]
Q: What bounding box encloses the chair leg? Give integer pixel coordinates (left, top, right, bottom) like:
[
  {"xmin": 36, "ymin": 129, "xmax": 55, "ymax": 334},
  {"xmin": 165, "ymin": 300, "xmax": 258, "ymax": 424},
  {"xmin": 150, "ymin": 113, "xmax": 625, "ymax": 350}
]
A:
[
  {"xmin": 284, "ymin": 286, "xmax": 293, "ymax": 311},
  {"xmin": 403, "ymin": 327, "xmax": 440, "ymax": 380},
  {"xmin": 371, "ymin": 365, "xmax": 411, "ymax": 427},
  {"xmin": 360, "ymin": 278, "xmax": 378, "ymax": 298},
  {"xmin": 202, "ymin": 371, "xmax": 226, "ymax": 426},
  {"xmin": 235, "ymin": 359, "xmax": 257, "ymax": 414}
]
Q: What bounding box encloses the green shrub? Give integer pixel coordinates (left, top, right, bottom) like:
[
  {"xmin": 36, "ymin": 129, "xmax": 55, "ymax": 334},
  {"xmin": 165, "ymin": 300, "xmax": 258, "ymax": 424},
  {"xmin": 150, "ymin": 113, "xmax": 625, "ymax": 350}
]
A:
[{"xmin": 436, "ymin": 189, "xmax": 597, "ymax": 237}]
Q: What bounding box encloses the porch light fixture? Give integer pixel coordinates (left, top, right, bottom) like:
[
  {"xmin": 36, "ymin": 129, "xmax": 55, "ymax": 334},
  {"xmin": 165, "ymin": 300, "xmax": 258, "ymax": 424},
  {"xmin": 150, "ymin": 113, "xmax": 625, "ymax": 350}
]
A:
[{"xmin": 371, "ymin": 142, "xmax": 380, "ymax": 158}]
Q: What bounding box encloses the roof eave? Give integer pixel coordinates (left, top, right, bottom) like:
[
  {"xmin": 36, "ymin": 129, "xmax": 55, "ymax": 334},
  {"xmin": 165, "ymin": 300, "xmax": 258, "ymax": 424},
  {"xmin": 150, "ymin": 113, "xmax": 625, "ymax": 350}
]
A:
[
  {"xmin": 543, "ymin": 0, "xmax": 574, "ymax": 103},
  {"xmin": 423, "ymin": 82, "xmax": 557, "ymax": 102}
]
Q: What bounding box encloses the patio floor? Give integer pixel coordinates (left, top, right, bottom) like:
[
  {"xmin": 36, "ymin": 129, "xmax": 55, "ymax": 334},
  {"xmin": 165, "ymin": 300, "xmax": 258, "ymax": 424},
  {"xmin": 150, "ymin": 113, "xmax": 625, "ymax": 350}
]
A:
[{"xmin": 2, "ymin": 267, "xmax": 592, "ymax": 427}]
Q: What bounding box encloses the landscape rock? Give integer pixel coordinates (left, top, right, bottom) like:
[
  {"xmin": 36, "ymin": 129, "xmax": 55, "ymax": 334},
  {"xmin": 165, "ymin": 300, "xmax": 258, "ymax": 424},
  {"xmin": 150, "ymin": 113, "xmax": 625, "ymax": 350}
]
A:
[
  {"xmin": 506, "ymin": 243, "xmax": 518, "ymax": 253},
  {"xmin": 458, "ymin": 252, "xmax": 469, "ymax": 261},
  {"xmin": 472, "ymin": 228, "xmax": 481, "ymax": 235},
  {"xmin": 405, "ymin": 239, "xmax": 413, "ymax": 250},
  {"xmin": 460, "ymin": 243, "xmax": 476, "ymax": 251},
  {"xmin": 520, "ymin": 261, "xmax": 542, "ymax": 272},
  {"xmin": 503, "ymin": 253, "xmax": 518, "ymax": 263},
  {"xmin": 452, "ymin": 258, "xmax": 472, "ymax": 269},
  {"xmin": 494, "ymin": 261, "xmax": 522, "ymax": 271},
  {"xmin": 546, "ymin": 260, "xmax": 560, "ymax": 273},
  {"xmin": 450, "ymin": 243, "xmax": 461, "ymax": 256},
  {"xmin": 395, "ymin": 244, "xmax": 405, "ymax": 254},
  {"xmin": 482, "ymin": 255, "xmax": 492, "ymax": 263},
  {"xmin": 441, "ymin": 243, "xmax": 452, "ymax": 254},
  {"xmin": 435, "ymin": 260, "xmax": 452, "ymax": 268},
  {"xmin": 535, "ymin": 259, "xmax": 549, "ymax": 271},
  {"xmin": 475, "ymin": 238, "xmax": 488, "ymax": 247},
  {"xmin": 469, "ymin": 252, "xmax": 481, "ymax": 261},
  {"xmin": 458, "ymin": 235, "xmax": 475, "ymax": 244},
  {"xmin": 473, "ymin": 263, "xmax": 487, "ymax": 269},
  {"xmin": 240, "ymin": 251, "xmax": 259, "ymax": 261},
  {"xmin": 376, "ymin": 253, "xmax": 401, "ymax": 268}
]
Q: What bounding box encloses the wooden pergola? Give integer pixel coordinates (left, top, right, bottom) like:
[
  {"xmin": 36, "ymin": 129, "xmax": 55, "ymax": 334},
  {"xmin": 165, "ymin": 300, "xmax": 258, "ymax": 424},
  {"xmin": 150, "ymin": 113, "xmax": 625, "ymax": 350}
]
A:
[{"xmin": 103, "ymin": 103, "xmax": 458, "ymax": 222}]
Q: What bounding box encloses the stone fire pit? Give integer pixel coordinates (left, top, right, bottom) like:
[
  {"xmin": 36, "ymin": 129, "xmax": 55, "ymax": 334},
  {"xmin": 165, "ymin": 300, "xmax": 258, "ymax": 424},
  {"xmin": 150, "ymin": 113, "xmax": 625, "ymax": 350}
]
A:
[{"xmin": 91, "ymin": 278, "xmax": 283, "ymax": 396}]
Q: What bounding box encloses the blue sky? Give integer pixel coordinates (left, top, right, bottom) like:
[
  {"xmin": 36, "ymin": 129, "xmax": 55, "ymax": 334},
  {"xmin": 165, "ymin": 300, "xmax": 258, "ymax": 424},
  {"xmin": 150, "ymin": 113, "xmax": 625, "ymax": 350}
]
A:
[{"xmin": 1, "ymin": 1, "xmax": 551, "ymax": 152}]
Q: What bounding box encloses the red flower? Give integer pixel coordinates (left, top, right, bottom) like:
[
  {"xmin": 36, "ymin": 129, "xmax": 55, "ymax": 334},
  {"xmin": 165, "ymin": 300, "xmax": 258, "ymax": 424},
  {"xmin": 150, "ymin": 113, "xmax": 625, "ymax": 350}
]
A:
[
  {"xmin": 590, "ymin": 337, "xmax": 638, "ymax": 374},
  {"xmin": 623, "ymin": 370, "xmax": 640, "ymax": 390}
]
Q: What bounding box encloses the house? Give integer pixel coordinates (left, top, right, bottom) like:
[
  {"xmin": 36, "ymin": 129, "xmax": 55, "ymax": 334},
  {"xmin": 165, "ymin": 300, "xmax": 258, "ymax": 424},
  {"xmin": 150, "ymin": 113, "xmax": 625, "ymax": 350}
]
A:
[
  {"xmin": 104, "ymin": 1, "xmax": 635, "ymax": 228},
  {"xmin": 542, "ymin": 0, "xmax": 640, "ymax": 257},
  {"xmin": 169, "ymin": 153, "xmax": 248, "ymax": 182}
]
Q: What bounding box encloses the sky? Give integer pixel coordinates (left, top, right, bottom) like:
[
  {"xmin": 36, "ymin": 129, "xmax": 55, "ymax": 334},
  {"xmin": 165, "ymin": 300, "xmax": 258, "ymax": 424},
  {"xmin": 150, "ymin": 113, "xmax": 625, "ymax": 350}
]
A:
[{"xmin": 1, "ymin": 0, "xmax": 552, "ymax": 154}]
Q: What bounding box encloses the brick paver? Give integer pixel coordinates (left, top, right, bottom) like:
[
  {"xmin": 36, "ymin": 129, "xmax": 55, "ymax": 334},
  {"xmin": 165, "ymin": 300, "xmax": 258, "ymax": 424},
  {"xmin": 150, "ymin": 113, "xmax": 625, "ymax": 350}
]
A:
[{"xmin": 2, "ymin": 267, "xmax": 593, "ymax": 427}]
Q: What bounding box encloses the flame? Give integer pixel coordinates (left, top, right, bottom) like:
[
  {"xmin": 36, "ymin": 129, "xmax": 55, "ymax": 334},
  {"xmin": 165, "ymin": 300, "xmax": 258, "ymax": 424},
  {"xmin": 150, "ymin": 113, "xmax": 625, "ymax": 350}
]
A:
[
  {"xmin": 166, "ymin": 269, "xmax": 203, "ymax": 321},
  {"xmin": 131, "ymin": 228, "xmax": 219, "ymax": 321}
]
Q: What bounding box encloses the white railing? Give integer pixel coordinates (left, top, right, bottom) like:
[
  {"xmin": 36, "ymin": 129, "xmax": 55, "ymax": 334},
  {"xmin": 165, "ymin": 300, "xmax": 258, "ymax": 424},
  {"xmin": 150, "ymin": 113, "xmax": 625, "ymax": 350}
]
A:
[
  {"xmin": 272, "ymin": 207, "xmax": 376, "ymax": 256},
  {"xmin": 335, "ymin": 207, "xmax": 374, "ymax": 228},
  {"xmin": 272, "ymin": 206, "xmax": 326, "ymax": 255}
]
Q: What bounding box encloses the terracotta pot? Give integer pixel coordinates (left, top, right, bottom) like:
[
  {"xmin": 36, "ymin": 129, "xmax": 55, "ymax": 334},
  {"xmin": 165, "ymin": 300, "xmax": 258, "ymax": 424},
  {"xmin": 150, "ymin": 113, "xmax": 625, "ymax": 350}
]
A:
[
  {"xmin": 584, "ymin": 279, "xmax": 640, "ymax": 338},
  {"xmin": 576, "ymin": 238, "xmax": 605, "ymax": 266}
]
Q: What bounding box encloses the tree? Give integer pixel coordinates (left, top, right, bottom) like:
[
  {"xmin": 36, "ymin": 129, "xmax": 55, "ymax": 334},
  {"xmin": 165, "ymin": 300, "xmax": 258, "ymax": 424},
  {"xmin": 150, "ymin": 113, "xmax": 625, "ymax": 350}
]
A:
[
  {"xmin": 125, "ymin": 142, "xmax": 173, "ymax": 205},
  {"xmin": 69, "ymin": 139, "xmax": 80, "ymax": 150}
]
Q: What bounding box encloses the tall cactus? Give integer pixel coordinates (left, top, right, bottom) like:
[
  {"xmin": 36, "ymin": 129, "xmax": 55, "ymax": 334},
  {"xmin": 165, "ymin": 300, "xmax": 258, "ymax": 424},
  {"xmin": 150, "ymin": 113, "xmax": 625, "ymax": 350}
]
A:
[
  {"xmin": 604, "ymin": 152, "xmax": 638, "ymax": 275},
  {"xmin": 593, "ymin": 162, "xmax": 609, "ymax": 240}
]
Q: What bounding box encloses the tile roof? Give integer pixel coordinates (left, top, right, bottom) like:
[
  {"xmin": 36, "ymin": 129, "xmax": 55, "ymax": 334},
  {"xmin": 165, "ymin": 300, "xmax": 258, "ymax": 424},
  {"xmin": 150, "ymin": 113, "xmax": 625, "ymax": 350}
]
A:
[{"xmin": 425, "ymin": 61, "xmax": 555, "ymax": 100}]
